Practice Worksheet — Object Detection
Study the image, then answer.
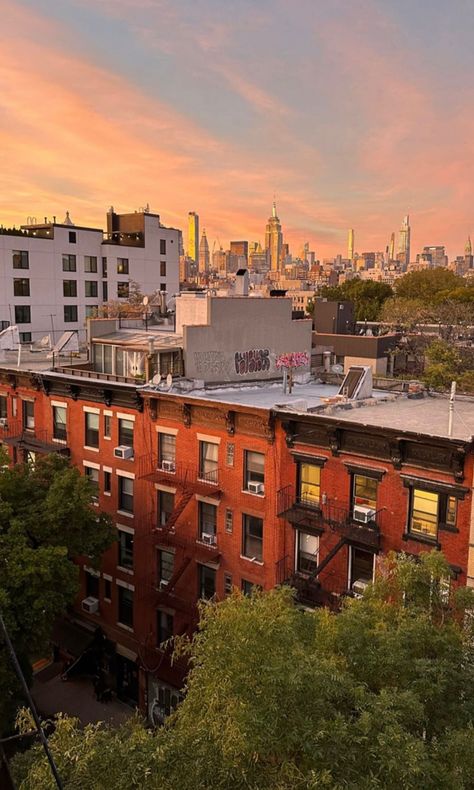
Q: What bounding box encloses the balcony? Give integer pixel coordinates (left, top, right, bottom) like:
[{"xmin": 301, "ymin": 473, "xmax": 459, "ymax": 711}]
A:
[
  {"xmin": 277, "ymin": 485, "xmax": 381, "ymax": 550},
  {"xmin": 0, "ymin": 420, "xmax": 70, "ymax": 456},
  {"xmin": 137, "ymin": 455, "xmax": 222, "ymax": 497}
]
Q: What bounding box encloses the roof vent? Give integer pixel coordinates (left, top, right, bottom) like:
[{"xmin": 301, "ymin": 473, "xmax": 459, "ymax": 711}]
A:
[{"xmin": 337, "ymin": 365, "xmax": 372, "ymax": 400}]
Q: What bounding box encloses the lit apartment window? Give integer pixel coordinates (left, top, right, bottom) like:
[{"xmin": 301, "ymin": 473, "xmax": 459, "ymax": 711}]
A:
[
  {"xmin": 158, "ymin": 491, "xmax": 175, "ymax": 527},
  {"xmin": 62, "ymin": 254, "xmax": 76, "ymax": 272},
  {"xmin": 160, "ymin": 240, "xmax": 166, "ymax": 255},
  {"xmin": 353, "ymin": 475, "xmax": 377, "ymax": 511},
  {"xmin": 244, "ymin": 450, "xmax": 265, "ymax": 493},
  {"xmin": 15, "ymin": 306, "xmax": 31, "ymax": 324},
  {"xmin": 84, "ymin": 466, "xmax": 99, "ymax": 502},
  {"xmin": 52, "ymin": 405, "xmax": 67, "ymax": 441},
  {"xmin": 22, "ymin": 400, "xmax": 34, "ymax": 430},
  {"xmin": 157, "ymin": 610, "xmax": 173, "ymax": 645},
  {"xmin": 117, "ymin": 258, "xmax": 129, "ymax": 274},
  {"xmin": 199, "ymin": 501, "xmax": 217, "ymax": 544},
  {"xmin": 84, "ymin": 256, "xmax": 98, "ymax": 273},
  {"xmin": 13, "ymin": 278, "xmax": 30, "ymax": 297},
  {"xmin": 12, "ymin": 250, "xmax": 29, "ymax": 269},
  {"xmin": 158, "ymin": 433, "xmax": 176, "ymax": 469},
  {"xmin": 85, "ymin": 281, "xmax": 98, "ymax": 298},
  {"xmin": 117, "ymin": 586, "xmax": 133, "ymax": 628},
  {"xmin": 199, "ymin": 440, "xmax": 218, "ymax": 483},
  {"xmin": 118, "ymin": 476, "xmax": 134, "ymax": 514},
  {"xmin": 160, "ymin": 261, "xmax": 166, "ymax": 277},
  {"xmin": 63, "ymin": 280, "xmax": 77, "ymax": 298},
  {"xmin": 64, "ymin": 305, "xmax": 78, "ymax": 323},
  {"xmin": 158, "ymin": 549, "xmax": 174, "ymax": 584},
  {"xmin": 297, "ymin": 531, "xmax": 319, "ymax": 575},
  {"xmin": 117, "ymin": 281, "xmax": 129, "ymax": 298},
  {"xmin": 408, "ymin": 488, "xmax": 457, "ymax": 539},
  {"xmin": 242, "ymin": 514, "xmax": 263, "ymax": 562},
  {"xmin": 84, "ymin": 412, "xmax": 99, "ymax": 448},
  {"xmin": 298, "ymin": 463, "xmax": 320, "ymax": 508},
  {"xmin": 118, "ymin": 418, "xmax": 134, "ymax": 449},
  {"xmin": 198, "ymin": 564, "xmax": 216, "ymax": 600},
  {"xmin": 118, "ymin": 530, "xmax": 134, "ymax": 569}
]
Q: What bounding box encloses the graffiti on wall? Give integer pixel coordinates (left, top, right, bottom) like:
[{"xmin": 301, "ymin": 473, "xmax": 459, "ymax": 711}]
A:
[{"xmin": 235, "ymin": 348, "xmax": 270, "ymax": 375}]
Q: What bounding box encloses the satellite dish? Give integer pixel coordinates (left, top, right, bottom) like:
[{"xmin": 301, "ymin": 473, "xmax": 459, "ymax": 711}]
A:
[
  {"xmin": 166, "ymin": 373, "xmax": 172, "ymax": 388},
  {"xmin": 331, "ymin": 364, "xmax": 344, "ymax": 374},
  {"xmin": 152, "ymin": 373, "xmax": 161, "ymax": 385},
  {"xmin": 143, "ymin": 295, "xmax": 149, "ymax": 307}
]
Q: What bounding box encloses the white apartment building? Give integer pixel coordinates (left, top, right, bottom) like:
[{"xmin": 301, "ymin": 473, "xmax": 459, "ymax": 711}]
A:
[{"xmin": 0, "ymin": 207, "xmax": 180, "ymax": 344}]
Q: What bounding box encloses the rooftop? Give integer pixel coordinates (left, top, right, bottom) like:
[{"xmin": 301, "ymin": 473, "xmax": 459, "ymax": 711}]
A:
[{"xmin": 92, "ymin": 328, "xmax": 183, "ymax": 351}]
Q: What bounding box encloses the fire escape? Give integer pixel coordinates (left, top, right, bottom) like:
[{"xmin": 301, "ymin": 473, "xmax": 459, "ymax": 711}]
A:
[
  {"xmin": 276, "ymin": 484, "xmax": 382, "ymax": 610},
  {"xmin": 0, "ymin": 419, "xmax": 70, "ymax": 459}
]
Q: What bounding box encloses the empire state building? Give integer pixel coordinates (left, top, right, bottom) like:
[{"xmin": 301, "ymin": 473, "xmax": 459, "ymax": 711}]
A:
[{"xmin": 265, "ymin": 202, "xmax": 283, "ymax": 272}]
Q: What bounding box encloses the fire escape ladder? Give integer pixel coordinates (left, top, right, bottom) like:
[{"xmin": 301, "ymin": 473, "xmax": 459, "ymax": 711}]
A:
[
  {"xmin": 308, "ymin": 537, "xmax": 347, "ymax": 583},
  {"xmin": 165, "ymin": 555, "xmax": 193, "ymax": 592},
  {"xmin": 165, "ymin": 490, "xmax": 194, "ymax": 530}
]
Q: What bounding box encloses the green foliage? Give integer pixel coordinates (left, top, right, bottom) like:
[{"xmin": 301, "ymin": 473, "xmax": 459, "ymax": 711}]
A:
[
  {"xmin": 395, "ymin": 269, "xmax": 465, "ymax": 302},
  {"xmin": 13, "ymin": 552, "xmax": 474, "ymax": 790},
  {"xmin": 0, "ymin": 454, "xmax": 115, "ymax": 731},
  {"xmin": 422, "ymin": 339, "xmax": 474, "ymax": 392},
  {"xmin": 320, "ymin": 279, "xmax": 393, "ymax": 321}
]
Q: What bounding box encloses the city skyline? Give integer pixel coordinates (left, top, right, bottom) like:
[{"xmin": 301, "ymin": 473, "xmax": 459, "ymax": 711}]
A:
[{"xmin": 2, "ymin": 0, "xmax": 474, "ymax": 258}]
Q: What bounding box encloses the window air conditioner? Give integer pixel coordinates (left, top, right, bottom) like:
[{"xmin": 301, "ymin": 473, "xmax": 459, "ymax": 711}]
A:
[
  {"xmin": 114, "ymin": 445, "xmax": 134, "ymax": 460},
  {"xmin": 248, "ymin": 481, "xmax": 264, "ymax": 494},
  {"xmin": 353, "ymin": 505, "xmax": 376, "ymax": 524},
  {"xmin": 161, "ymin": 460, "xmax": 176, "ymax": 472},
  {"xmin": 352, "ymin": 579, "xmax": 369, "ymax": 598},
  {"xmin": 81, "ymin": 596, "xmax": 99, "ymax": 614},
  {"xmin": 0, "ymin": 418, "xmax": 7, "ymax": 428},
  {"xmin": 201, "ymin": 532, "xmax": 216, "ymax": 545},
  {"xmin": 159, "ymin": 580, "xmax": 169, "ymax": 590}
]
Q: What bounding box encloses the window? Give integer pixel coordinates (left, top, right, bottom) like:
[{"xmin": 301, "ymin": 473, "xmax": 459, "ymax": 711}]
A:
[
  {"xmin": 85, "ymin": 570, "xmax": 99, "ymax": 598},
  {"xmin": 226, "ymin": 443, "xmax": 235, "ymax": 467},
  {"xmin": 353, "ymin": 474, "xmax": 377, "ymax": 510},
  {"xmin": 224, "ymin": 573, "xmax": 233, "ymax": 595},
  {"xmin": 63, "ymin": 280, "xmax": 77, "ymax": 297},
  {"xmin": 160, "ymin": 240, "xmax": 166, "ymax": 255},
  {"xmin": 19, "ymin": 332, "xmax": 31, "ymax": 344},
  {"xmin": 118, "ymin": 476, "xmax": 134, "ymax": 514},
  {"xmin": 104, "ymin": 470, "xmax": 111, "ymax": 494},
  {"xmin": 242, "ymin": 514, "xmax": 263, "ymax": 562},
  {"xmin": 22, "ymin": 400, "xmax": 34, "ymax": 430},
  {"xmin": 85, "ymin": 466, "xmax": 99, "ymax": 501},
  {"xmin": 298, "ymin": 463, "xmax": 321, "ymax": 507},
  {"xmin": 225, "ymin": 508, "xmax": 233, "ymax": 533},
  {"xmin": 15, "ymin": 306, "xmax": 31, "ymax": 324},
  {"xmin": 13, "ymin": 250, "xmax": 29, "ymax": 269},
  {"xmin": 349, "ymin": 547, "xmax": 374, "ymax": 590},
  {"xmin": 102, "ymin": 282, "xmax": 108, "ymax": 301},
  {"xmin": 84, "ymin": 412, "xmax": 99, "ymax": 448},
  {"xmin": 104, "ymin": 579, "xmax": 112, "ymax": 601},
  {"xmin": 118, "ymin": 530, "xmax": 134, "ymax": 569},
  {"xmin": 241, "ymin": 579, "xmax": 256, "ymax": 596},
  {"xmin": 85, "ymin": 306, "xmax": 96, "ymax": 319},
  {"xmin": 157, "ymin": 610, "xmax": 174, "ymax": 645},
  {"xmin": 118, "ymin": 418, "xmax": 134, "ymax": 449},
  {"xmin": 158, "ymin": 549, "xmax": 174, "ymax": 584},
  {"xmin": 117, "ymin": 258, "xmax": 129, "ymax": 274},
  {"xmin": 85, "ymin": 281, "xmax": 98, "ymax": 298},
  {"xmin": 64, "ymin": 305, "xmax": 78, "ymax": 322},
  {"xmin": 199, "ymin": 501, "xmax": 217, "ymax": 544},
  {"xmin": 198, "ymin": 564, "xmax": 216, "ymax": 600},
  {"xmin": 297, "ymin": 531, "xmax": 319, "ymax": 575},
  {"xmin": 52, "ymin": 405, "xmax": 67, "ymax": 441},
  {"xmin": 160, "ymin": 283, "xmax": 166, "ymax": 291},
  {"xmin": 244, "ymin": 451, "xmax": 265, "ymax": 492},
  {"xmin": 69, "ymin": 231, "xmax": 76, "ymax": 244},
  {"xmin": 62, "ymin": 254, "xmax": 76, "ymax": 272},
  {"xmin": 199, "ymin": 440, "xmax": 218, "ymax": 483},
  {"xmin": 13, "ymin": 278, "xmax": 30, "ymax": 296},
  {"xmin": 0, "ymin": 396, "xmax": 7, "ymax": 419},
  {"xmin": 102, "ymin": 257, "xmax": 107, "ymax": 278},
  {"xmin": 408, "ymin": 488, "xmax": 457, "ymax": 538},
  {"xmin": 118, "ymin": 586, "xmax": 133, "ymax": 628},
  {"xmin": 159, "ymin": 433, "xmax": 176, "ymax": 469},
  {"xmin": 158, "ymin": 491, "xmax": 175, "ymax": 527},
  {"xmin": 84, "ymin": 256, "xmax": 97, "ymax": 273},
  {"xmin": 160, "ymin": 261, "xmax": 166, "ymax": 277},
  {"xmin": 117, "ymin": 281, "xmax": 129, "ymax": 298},
  {"xmin": 104, "ymin": 415, "xmax": 112, "ymax": 439}
]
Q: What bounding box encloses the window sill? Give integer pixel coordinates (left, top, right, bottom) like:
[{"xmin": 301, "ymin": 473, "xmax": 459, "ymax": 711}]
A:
[
  {"xmin": 103, "ymin": 436, "xmax": 111, "ymax": 441},
  {"xmin": 84, "ymin": 446, "xmax": 100, "ymax": 453},
  {"xmin": 104, "ymin": 598, "xmax": 111, "ymax": 603},
  {"xmin": 240, "ymin": 555, "xmax": 264, "ymax": 566},
  {"xmin": 242, "ymin": 489, "xmax": 265, "ymax": 498},
  {"xmin": 117, "ymin": 566, "xmax": 134, "ymax": 576},
  {"xmin": 52, "ymin": 438, "xmax": 67, "ymax": 445},
  {"xmin": 117, "ymin": 622, "xmax": 134, "ymax": 633},
  {"xmin": 104, "ymin": 491, "xmax": 111, "ymax": 497},
  {"xmin": 117, "ymin": 510, "xmax": 134, "ymax": 518},
  {"xmin": 402, "ymin": 532, "xmax": 440, "ymax": 547},
  {"xmin": 438, "ymin": 523, "xmax": 459, "ymax": 534}
]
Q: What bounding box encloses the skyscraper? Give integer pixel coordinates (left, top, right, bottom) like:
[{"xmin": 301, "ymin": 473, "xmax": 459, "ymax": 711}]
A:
[
  {"xmin": 398, "ymin": 215, "xmax": 411, "ymax": 266},
  {"xmin": 199, "ymin": 228, "xmax": 210, "ymax": 272},
  {"xmin": 187, "ymin": 211, "xmax": 199, "ymax": 266},
  {"xmin": 389, "ymin": 232, "xmax": 395, "ymax": 261},
  {"xmin": 265, "ymin": 202, "xmax": 283, "ymax": 272},
  {"xmin": 348, "ymin": 229, "xmax": 354, "ymax": 261}
]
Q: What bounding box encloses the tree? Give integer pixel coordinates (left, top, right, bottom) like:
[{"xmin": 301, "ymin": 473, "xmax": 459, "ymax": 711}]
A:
[
  {"xmin": 97, "ymin": 280, "xmax": 159, "ymax": 318},
  {"xmin": 379, "ymin": 296, "xmax": 435, "ymax": 329},
  {"xmin": 13, "ymin": 552, "xmax": 474, "ymax": 790},
  {"xmin": 0, "ymin": 453, "xmax": 115, "ymax": 732},
  {"xmin": 320, "ymin": 279, "xmax": 393, "ymax": 321},
  {"xmin": 395, "ymin": 269, "xmax": 465, "ymax": 302}
]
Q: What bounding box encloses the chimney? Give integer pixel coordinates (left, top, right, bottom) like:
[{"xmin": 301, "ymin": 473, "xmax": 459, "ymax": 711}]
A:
[{"xmin": 235, "ymin": 268, "xmax": 249, "ymax": 296}]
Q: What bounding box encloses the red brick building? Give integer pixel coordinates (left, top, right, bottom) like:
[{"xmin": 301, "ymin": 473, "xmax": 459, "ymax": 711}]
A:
[{"xmin": 0, "ymin": 364, "xmax": 472, "ymax": 722}]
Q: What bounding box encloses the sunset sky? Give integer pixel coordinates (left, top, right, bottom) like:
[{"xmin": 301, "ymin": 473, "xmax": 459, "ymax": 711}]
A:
[{"xmin": 2, "ymin": 0, "xmax": 474, "ymax": 258}]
